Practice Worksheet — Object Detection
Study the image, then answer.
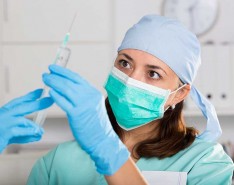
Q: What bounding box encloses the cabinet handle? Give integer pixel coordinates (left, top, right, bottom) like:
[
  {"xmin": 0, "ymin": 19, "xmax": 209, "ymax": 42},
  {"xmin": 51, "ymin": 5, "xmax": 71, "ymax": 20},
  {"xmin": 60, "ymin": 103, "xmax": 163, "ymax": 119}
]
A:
[
  {"xmin": 3, "ymin": 0, "xmax": 8, "ymax": 22},
  {"xmin": 5, "ymin": 66, "xmax": 10, "ymax": 93}
]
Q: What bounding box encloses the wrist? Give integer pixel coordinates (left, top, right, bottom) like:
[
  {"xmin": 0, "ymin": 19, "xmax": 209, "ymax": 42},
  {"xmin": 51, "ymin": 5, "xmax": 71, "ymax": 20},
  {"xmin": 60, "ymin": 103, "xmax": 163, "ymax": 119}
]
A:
[{"xmin": 89, "ymin": 132, "xmax": 130, "ymax": 175}]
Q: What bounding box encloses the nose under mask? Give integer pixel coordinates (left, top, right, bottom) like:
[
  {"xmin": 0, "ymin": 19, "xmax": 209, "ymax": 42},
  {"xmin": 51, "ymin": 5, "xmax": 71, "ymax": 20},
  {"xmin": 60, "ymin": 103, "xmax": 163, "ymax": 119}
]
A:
[{"xmin": 104, "ymin": 67, "xmax": 186, "ymax": 130}]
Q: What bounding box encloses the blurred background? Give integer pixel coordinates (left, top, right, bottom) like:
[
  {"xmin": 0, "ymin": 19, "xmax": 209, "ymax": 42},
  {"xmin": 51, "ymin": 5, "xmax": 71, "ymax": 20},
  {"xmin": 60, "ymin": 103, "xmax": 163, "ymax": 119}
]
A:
[{"xmin": 0, "ymin": 0, "xmax": 233, "ymax": 184}]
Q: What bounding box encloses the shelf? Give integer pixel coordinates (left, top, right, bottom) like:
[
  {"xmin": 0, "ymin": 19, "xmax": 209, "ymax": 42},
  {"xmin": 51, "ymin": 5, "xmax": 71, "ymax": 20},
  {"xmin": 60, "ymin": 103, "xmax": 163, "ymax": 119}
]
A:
[{"xmin": 184, "ymin": 108, "xmax": 234, "ymax": 117}]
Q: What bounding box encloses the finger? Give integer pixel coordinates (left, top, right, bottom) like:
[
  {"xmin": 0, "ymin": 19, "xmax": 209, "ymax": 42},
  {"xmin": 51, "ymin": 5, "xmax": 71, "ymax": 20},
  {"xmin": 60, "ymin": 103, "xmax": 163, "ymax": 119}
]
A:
[
  {"xmin": 10, "ymin": 97, "xmax": 54, "ymax": 116},
  {"xmin": 9, "ymin": 135, "xmax": 42, "ymax": 145},
  {"xmin": 8, "ymin": 127, "xmax": 43, "ymax": 144},
  {"xmin": 43, "ymin": 73, "xmax": 79, "ymax": 105},
  {"xmin": 2, "ymin": 89, "xmax": 43, "ymax": 110},
  {"xmin": 8, "ymin": 117, "xmax": 44, "ymax": 133},
  {"xmin": 49, "ymin": 64, "xmax": 87, "ymax": 84},
  {"xmin": 0, "ymin": 117, "xmax": 37, "ymax": 130},
  {"xmin": 49, "ymin": 89, "xmax": 73, "ymax": 112},
  {"xmin": 10, "ymin": 127, "xmax": 42, "ymax": 137},
  {"xmin": 0, "ymin": 117, "xmax": 44, "ymax": 145},
  {"xmin": 4, "ymin": 121, "xmax": 43, "ymax": 143}
]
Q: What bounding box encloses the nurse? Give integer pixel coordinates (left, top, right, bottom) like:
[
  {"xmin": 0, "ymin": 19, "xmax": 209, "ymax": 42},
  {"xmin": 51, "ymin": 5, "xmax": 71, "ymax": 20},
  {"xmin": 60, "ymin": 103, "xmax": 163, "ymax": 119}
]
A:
[
  {"xmin": 27, "ymin": 15, "xmax": 234, "ymax": 184},
  {"xmin": 0, "ymin": 89, "xmax": 53, "ymax": 153}
]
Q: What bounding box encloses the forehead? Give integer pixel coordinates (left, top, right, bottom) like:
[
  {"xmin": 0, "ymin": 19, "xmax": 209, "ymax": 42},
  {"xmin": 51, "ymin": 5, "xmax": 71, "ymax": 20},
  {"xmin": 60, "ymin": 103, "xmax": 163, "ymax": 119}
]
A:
[{"xmin": 118, "ymin": 49, "xmax": 177, "ymax": 76}]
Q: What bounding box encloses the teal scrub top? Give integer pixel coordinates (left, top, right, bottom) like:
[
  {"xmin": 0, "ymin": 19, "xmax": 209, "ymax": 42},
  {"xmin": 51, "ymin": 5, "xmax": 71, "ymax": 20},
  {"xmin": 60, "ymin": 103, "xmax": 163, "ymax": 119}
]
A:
[{"xmin": 27, "ymin": 138, "xmax": 234, "ymax": 185}]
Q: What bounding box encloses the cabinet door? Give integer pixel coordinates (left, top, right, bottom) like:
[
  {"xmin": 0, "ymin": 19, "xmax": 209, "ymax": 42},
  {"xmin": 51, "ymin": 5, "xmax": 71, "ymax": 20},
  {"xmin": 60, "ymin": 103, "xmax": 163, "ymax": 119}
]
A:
[
  {"xmin": 114, "ymin": 0, "xmax": 163, "ymax": 50},
  {"xmin": 68, "ymin": 43, "xmax": 113, "ymax": 95},
  {"xmin": 0, "ymin": 1, "xmax": 3, "ymax": 105},
  {"xmin": 2, "ymin": 45, "xmax": 63, "ymax": 116},
  {"xmin": 2, "ymin": 43, "xmax": 112, "ymax": 116},
  {"xmin": 3, "ymin": 0, "xmax": 112, "ymax": 42},
  {"xmin": 185, "ymin": 44, "xmax": 234, "ymax": 115},
  {"xmin": 0, "ymin": 65, "xmax": 4, "ymax": 106},
  {"xmin": 215, "ymin": 45, "xmax": 233, "ymax": 111}
]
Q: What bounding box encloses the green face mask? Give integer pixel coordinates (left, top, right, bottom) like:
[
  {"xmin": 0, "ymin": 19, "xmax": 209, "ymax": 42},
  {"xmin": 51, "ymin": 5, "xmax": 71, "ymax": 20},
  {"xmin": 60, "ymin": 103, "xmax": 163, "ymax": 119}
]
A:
[{"xmin": 104, "ymin": 67, "xmax": 181, "ymax": 130}]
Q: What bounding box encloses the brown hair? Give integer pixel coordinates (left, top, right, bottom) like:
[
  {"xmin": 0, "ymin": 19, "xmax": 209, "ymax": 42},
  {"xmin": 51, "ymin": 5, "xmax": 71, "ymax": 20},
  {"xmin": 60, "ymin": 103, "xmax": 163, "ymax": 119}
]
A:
[{"xmin": 105, "ymin": 98, "xmax": 198, "ymax": 159}]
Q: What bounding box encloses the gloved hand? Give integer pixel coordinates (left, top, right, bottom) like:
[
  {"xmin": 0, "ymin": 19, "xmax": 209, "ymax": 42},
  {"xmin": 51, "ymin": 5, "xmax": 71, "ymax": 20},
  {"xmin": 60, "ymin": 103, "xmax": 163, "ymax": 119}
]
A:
[
  {"xmin": 43, "ymin": 64, "xmax": 129, "ymax": 175},
  {"xmin": 0, "ymin": 89, "xmax": 54, "ymax": 153}
]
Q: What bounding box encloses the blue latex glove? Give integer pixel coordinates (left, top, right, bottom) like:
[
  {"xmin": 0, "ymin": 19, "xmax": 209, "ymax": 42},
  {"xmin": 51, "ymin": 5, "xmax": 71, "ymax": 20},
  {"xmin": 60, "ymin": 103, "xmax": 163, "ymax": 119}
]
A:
[
  {"xmin": 43, "ymin": 64, "xmax": 129, "ymax": 175},
  {"xmin": 0, "ymin": 89, "xmax": 54, "ymax": 153}
]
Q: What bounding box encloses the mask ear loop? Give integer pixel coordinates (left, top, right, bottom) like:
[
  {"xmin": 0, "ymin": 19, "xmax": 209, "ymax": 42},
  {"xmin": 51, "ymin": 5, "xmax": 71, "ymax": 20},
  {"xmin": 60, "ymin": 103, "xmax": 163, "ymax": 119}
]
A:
[
  {"xmin": 165, "ymin": 83, "xmax": 187, "ymax": 111},
  {"xmin": 170, "ymin": 83, "xmax": 187, "ymax": 95}
]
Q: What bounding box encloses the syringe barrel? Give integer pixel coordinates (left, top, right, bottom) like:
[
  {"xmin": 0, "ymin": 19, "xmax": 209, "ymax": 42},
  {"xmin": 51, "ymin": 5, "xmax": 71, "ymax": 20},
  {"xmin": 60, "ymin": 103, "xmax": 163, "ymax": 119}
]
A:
[
  {"xmin": 33, "ymin": 47, "xmax": 71, "ymax": 126},
  {"xmin": 53, "ymin": 47, "xmax": 71, "ymax": 67}
]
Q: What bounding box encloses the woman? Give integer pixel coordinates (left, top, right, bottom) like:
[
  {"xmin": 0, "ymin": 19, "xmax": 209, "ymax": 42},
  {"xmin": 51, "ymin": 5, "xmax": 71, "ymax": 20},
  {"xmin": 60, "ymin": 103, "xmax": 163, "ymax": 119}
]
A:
[{"xmin": 27, "ymin": 15, "xmax": 233, "ymax": 185}]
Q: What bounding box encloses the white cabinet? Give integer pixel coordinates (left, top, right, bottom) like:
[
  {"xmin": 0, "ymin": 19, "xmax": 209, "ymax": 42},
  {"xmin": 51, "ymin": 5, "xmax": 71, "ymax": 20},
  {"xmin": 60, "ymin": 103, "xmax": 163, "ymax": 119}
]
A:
[
  {"xmin": 2, "ymin": 45, "xmax": 64, "ymax": 116},
  {"xmin": 2, "ymin": 43, "xmax": 112, "ymax": 116},
  {"xmin": 67, "ymin": 44, "xmax": 113, "ymax": 94},
  {"xmin": 114, "ymin": 0, "xmax": 163, "ymax": 51},
  {"xmin": 2, "ymin": 0, "xmax": 112, "ymax": 42},
  {"xmin": 1, "ymin": 0, "xmax": 113, "ymax": 117},
  {"xmin": 0, "ymin": 65, "xmax": 4, "ymax": 106},
  {"xmin": 2, "ymin": 0, "xmax": 233, "ymax": 117},
  {"xmin": 0, "ymin": 0, "xmax": 4, "ymax": 105},
  {"xmin": 215, "ymin": 45, "xmax": 233, "ymax": 110},
  {"xmin": 185, "ymin": 44, "xmax": 234, "ymax": 115}
]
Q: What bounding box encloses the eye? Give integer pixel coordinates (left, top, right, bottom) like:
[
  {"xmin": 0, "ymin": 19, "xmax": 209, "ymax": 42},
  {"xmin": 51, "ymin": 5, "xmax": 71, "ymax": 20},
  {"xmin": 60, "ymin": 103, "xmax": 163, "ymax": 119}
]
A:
[
  {"xmin": 119, "ymin": 60, "xmax": 131, "ymax": 69},
  {"xmin": 148, "ymin": 71, "xmax": 161, "ymax": 79}
]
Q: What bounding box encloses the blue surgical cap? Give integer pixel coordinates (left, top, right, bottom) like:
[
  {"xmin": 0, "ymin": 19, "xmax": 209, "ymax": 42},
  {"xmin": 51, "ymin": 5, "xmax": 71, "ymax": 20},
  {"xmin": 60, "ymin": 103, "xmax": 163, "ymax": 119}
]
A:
[{"xmin": 118, "ymin": 15, "xmax": 222, "ymax": 142}]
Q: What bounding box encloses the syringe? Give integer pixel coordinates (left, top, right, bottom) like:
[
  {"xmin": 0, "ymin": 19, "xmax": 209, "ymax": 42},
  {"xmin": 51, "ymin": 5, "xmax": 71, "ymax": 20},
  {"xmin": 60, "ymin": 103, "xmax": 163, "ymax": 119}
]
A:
[{"xmin": 33, "ymin": 12, "xmax": 77, "ymax": 126}]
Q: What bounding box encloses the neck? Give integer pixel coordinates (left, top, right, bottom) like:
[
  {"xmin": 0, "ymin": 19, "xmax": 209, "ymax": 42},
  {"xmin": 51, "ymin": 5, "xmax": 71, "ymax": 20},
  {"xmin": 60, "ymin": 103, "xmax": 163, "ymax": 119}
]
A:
[{"xmin": 122, "ymin": 120, "xmax": 159, "ymax": 161}]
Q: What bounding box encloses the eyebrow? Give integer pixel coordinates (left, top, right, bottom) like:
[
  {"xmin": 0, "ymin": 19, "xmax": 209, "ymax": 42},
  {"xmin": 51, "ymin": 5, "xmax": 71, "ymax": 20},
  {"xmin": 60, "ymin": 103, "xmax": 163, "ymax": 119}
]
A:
[
  {"xmin": 118, "ymin": 53, "xmax": 134, "ymax": 61},
  {"xmin": 146, "ymin": 65, "xmax": 167, "ymax": 75}
]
